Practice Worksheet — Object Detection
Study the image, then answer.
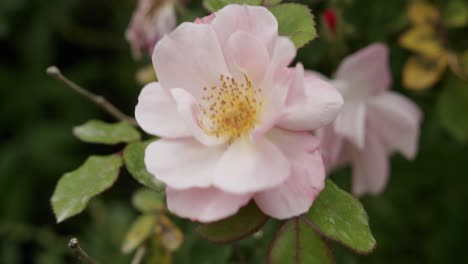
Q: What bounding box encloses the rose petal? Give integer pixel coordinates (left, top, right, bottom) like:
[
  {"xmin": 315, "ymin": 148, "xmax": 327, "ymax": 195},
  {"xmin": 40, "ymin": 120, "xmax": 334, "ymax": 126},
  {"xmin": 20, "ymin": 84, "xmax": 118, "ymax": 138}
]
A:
[
  {"xmin": 211, "ymin": 5, "xmax": 278, "ymax": 52},
  {"xmin": 166, "ymin": 187, "xmax": 252, "ymax": 223},
  {"xmin": 368, "ymin": 92, "xmax": 422, "ymax": 159},
  {"xmin": 153, "ymin": 23, "xmax": 229, "ymax": 98},
  {"xmin": 135, "ymin": 82, "xmax": 190, "ymax": 138},
  {"xmin": 213, "ymin": 137, "xmax": 290, "ymax": 194},
  {"xmin": 333, "ymin": 101, "xmax": 366, "ymax": 149},
  {"xmin": 334, "ymin": 43, "xmax": 391, "ymax": 96},
  {"xmin": 145, "ymin": 139, "xmax": 226, "ymax": 189},
  {"xmin": 316, "ymin": 124, "xmax": 344, "ymax": 170},
  {"xmin": 254, "ymin": 129, "xmax": 324, "ymax": 219},
  {"xmin": 225, "ymin": 31, "xmax": 270, "ymax": 87},
  {"xmin": 349, "ymin": 130, "xmax": 389, "ymax": 196},
  {"xmin": 170, "ymin": 88, "xmax": 228, "ymax": 146},
  {"xmin": 278, "ymin": 65, "xmax": 344, "ymax": 131}
]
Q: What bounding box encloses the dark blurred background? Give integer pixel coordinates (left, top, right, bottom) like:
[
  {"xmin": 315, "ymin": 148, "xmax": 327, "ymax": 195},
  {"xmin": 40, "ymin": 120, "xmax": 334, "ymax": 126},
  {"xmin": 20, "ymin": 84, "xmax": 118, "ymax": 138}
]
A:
[{"xmin": 1, "ymin": 0, "xmax": 467, "ymax": 263}]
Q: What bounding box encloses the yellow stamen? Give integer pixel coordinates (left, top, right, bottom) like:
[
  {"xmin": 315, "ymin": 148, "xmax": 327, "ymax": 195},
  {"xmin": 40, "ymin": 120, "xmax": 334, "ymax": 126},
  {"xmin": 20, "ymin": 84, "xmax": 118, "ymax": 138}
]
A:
[{"xmin": 199, "ymin": 74, "xmax": 262, "ymax": 139}]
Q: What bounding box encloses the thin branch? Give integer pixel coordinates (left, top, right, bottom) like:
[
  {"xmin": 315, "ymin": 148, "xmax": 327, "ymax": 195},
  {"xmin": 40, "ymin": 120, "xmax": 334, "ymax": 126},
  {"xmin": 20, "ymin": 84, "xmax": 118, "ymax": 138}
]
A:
[
  {"xmin": 46, "ymin": 66, "xmax": 138, "ymax": 126},
  {"xmin": 68, "ymin": 238, "xmax": 99, "ymax": 264},
  {"xmin": 131, "ymin": 247, "xmax": 146, "ymax": 264}
]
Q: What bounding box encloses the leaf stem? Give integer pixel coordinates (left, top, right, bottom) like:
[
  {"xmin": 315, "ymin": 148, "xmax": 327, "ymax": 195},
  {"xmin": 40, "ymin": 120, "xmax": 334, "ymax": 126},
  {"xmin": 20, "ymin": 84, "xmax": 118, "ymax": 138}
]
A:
[
  {"xmin": 68, "ymin": 238, "xmax": 99, "ymax": 264},
  {"xmin": 46, "ymin": 66, "xmax": 138, "ymax": 126}
]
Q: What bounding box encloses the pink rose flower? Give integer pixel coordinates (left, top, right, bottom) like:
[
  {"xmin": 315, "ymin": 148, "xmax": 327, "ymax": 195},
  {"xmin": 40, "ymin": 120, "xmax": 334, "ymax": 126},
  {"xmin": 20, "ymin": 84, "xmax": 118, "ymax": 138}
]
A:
[
  {"xmin": 135, "ymin": 5, "xmax": 343, "ymax": 222},
  {"xmin": 315, "ymin": 44, "xmax": 422, "ymax": 196},
  {"xmin": 126, "ymin": 0, "xmax": 177, "ymax": 59}
]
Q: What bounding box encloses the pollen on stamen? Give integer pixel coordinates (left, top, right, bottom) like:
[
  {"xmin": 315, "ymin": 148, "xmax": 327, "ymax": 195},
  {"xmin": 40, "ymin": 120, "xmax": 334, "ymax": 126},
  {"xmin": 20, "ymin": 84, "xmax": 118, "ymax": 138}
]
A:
[{"xmin": 199, "ymin": 74, "xmax": 263, "ymax": 140}]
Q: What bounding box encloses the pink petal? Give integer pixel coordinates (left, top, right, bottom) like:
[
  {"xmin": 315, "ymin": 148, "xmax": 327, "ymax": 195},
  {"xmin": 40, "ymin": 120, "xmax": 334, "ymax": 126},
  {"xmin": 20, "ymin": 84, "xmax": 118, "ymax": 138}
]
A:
[
  {"xmin": 335, "ymin": 43, "xmax": 391, "ymax": 96},
  {"xmin": 194, "ymin": 13, "xmax": 216, "ymax": 24},
  {"xmin": 225, "ymin": 31, "xmax": 270, "ymax": 87},
  {"xmin": 211, "ymin": 5, "xmax": 278, "ymax": 52},
  {"xmin": 349, "ymin": 130, "xmax": 389, "ymax": 196},
  {"xmin": 278, "ymin": 64, "xmax": 344, "ymax": 131},
  {"xmin": 170, "ymin": 88, "xmax": 228, "ymax": 146},
  {"xmin": 255, "ymin": 129, "xmax": 325, "ymax": 219},
  {"xmin": 252, "ymin": 37, "xmax": 296, "ymax": 138},
  {"xmin": 212, "ymin": 137, "xmax": 290, "ymax": 194},
  {"xmin": 166, "ymin": 187, "xmax": 252, "ymax": 223},
  {"xmin": 259, "ymin": 37, "xmax": 296, "ymax": 116},
  {"xmin": 268, "ymin": 37, "xmax": 296, "ymax": 73},
  {"xmin": 367, "ymin": 92, "xmax": 422, "ymax": 159},
  {"xmin": 333, "ymin": 101, "xmax": 366, "ymax": 149},
  {"xmin": 145, "ymin": 139, "xmax": 226, "ymax": 189},
  {"xmin": 316, "ymin": 124, "xmax": 344, "ymax": 170},
  {"xmin": 135, "ymin": 82, "xmax": 190, "ymax": 138},
  {"xmin": 153, "ymin": 23, "xmax": 229, "ymax": 98}
]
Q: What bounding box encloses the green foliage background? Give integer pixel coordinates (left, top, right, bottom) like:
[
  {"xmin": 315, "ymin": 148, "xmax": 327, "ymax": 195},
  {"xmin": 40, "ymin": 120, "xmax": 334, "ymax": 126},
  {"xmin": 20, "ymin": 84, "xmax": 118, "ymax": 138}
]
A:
[{"xmin": 0, "ymin": 0, "xmax": 467, "ymax": 263}]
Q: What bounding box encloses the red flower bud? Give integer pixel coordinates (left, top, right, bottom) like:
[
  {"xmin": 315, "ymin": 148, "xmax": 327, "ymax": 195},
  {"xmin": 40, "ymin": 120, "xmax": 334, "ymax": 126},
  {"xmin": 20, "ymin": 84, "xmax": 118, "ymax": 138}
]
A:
[{"xmin": 322, "ymin": 9, "xmax": 337, "ymax": 34}]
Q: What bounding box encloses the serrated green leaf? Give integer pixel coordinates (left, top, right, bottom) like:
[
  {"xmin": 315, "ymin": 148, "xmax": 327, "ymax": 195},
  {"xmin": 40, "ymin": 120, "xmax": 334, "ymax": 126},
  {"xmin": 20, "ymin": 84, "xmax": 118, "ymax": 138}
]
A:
[
  {"xmin": 267, "ymin": 218, "xmax": 334, "ymax": 264},
  {"xmin": 203, "ymin": 0, "xmax": 262, "ymax": 12},
  {"xmin": 121, "ymin": 214, "xmax": 157, "ymax": 254},
  {"xmin": 51, "ymin": 155, "xmax": 122, "ymax": 223},
  {"xmin": 437, "ymin": 73, "xmax": 468, "ymax": 143},
  {"xmin": 124, "ymin": 141, "xmax": 164, "ymax": 191},
  {"xmin": 132, "ymin": 188, "xmax": 165, "ymax": 213},
  {"xmin": 196, "ymin": 202, "xmax": 268, "ymax": 243},
  {"xmin": 305, "ymin": 180, "xmax": 376, "ymax": 253},
  {"xmin": 269, "ymin": 3, "xmax": 317, "ymax": 48},
  {"xmin": 73, "ymin": 119, "xmax": 140, "ymax": 145},
  {"xmin": 443, "ymin": 0, "xmax": 468, "ymax": 28}
]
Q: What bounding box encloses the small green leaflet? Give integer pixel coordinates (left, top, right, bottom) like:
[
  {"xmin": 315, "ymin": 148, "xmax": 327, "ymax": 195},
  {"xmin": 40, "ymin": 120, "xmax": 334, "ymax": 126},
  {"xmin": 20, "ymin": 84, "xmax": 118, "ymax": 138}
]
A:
[
  {"xmin": 267, "ymin": 218, "xmax": 334, "ymax": 264},
  {"xmin": 132, "ymin": 188, "xmax": 165, "ymax": 213},
  {"xmin": 51, "ymin": 154, "xmax": 122, "ymax": 223},
  {"xmin": 124, "ymin": 140, "xmax": 164, "ymax": 191},
  {"xmin": 305, "ymin": 179, "xmax": 376, "ymax": 253},
  {"xmin": 121, "ymin": 214, "xmax": 157, "ymax": 254},
  {"xmin": 196, "ymin": 202, "xmax": 268, "ymax": 243},
  {"xmin": 269, "ymin": 3, "xmax": 317, "ymax": 48},
  {"xmin": 73, "ymin": 119, "xmax": 141, "ymax": 145}
]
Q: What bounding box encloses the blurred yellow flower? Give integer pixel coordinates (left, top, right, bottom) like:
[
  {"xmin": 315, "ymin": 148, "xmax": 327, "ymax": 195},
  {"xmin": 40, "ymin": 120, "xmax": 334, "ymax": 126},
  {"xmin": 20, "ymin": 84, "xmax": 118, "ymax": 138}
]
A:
[{"xmin": 399, "ymin": 0, "xmax": 468, "ymax": 90}]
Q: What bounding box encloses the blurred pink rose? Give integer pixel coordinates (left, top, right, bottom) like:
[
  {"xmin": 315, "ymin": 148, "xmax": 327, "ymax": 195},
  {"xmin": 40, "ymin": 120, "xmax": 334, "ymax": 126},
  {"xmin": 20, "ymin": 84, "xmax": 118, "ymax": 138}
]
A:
[
  {"xmin": 315, "ymin": 44, "xmax": 422, "ymax": 196},
  {"xmin": 126, "ymin": 0, "xmax": 177, "ymax": 59},
  {"xmin": 135, "ymin": 5, "xmax": 343, "ymax": 222}
]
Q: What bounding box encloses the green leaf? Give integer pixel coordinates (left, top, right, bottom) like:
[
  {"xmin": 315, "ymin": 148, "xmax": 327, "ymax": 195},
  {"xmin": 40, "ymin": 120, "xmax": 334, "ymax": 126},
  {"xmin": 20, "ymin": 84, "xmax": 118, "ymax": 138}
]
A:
[
  {"xmin": 51, "ymin": 155, "xmax": 123, "ymax": 223},
  {"xmin": 269, "ymin": 3, "xmax": 317, "ymax": 48},
  {"xmin": 264, "ymin": 0, "xmax": 283, "ymax": 6},
  {"xmin": 132, "ymin": 188, "xmax": 165, "ymax": 213},
  {"xmin": 121, "ymin": 214, "xmax": 157, "ymax": 254},
  {"xmin": 267, "ymin": 218, "xmax": 334, "ymax": 264},
  {"xmin": 73, "ymin": 119, "xmax": 140, "ymax": 145},
  {"xmin": 196, "ymin": 202, "xmax": 268, "ymax": 243},
  {"xmin": 203, "ymin": 0, "xmax": 262, "ymax": 12},
  {"xmin": 437, "ymin": 73, "xmax": 468, "ymax": 143},
  {"xmin": 305, "ymin": 180, "xmax": 376, "ymax": 253},
  {"xmin": 443, "ymin": 0, "xmax": 468, "ymax": 28},
  {"xmin": 124, "ymin": 140, "xmax": 164, "ymax": 191}
]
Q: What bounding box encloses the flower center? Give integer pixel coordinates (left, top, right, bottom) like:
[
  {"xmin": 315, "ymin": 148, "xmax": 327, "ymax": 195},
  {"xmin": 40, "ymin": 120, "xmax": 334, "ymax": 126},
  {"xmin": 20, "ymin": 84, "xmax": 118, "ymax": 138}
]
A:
[{"xmin": 199, "ymin": 74, "xmax": 263, "ymax": 139}]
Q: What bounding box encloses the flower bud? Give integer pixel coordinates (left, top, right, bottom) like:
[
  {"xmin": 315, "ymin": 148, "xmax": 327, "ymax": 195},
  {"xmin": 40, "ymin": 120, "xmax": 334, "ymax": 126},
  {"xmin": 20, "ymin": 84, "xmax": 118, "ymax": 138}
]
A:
[{"xmin": 126, "ymin": 0, "xmax": 177, "ymax": 59}]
